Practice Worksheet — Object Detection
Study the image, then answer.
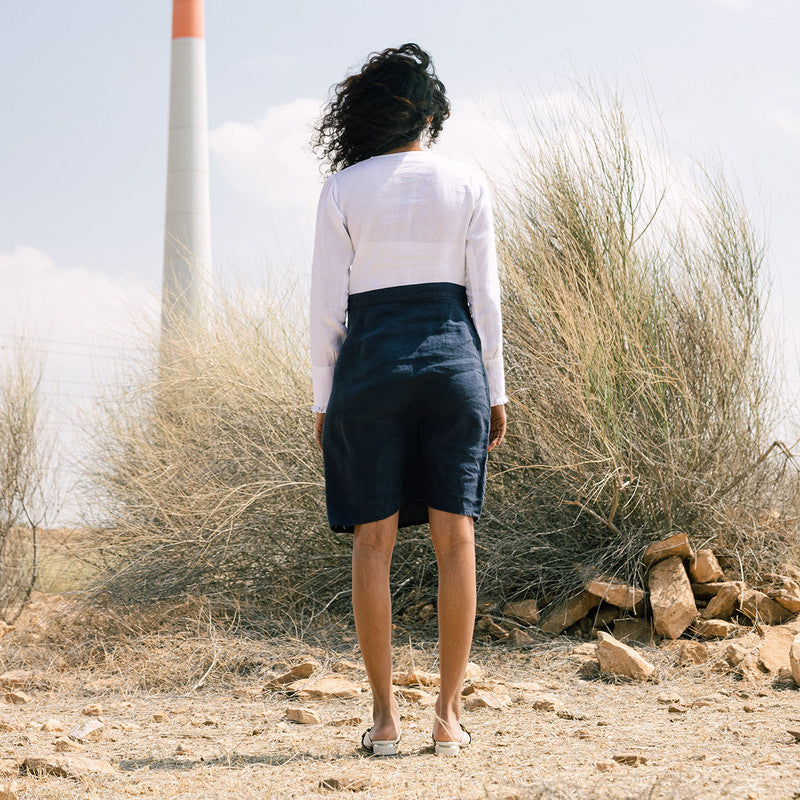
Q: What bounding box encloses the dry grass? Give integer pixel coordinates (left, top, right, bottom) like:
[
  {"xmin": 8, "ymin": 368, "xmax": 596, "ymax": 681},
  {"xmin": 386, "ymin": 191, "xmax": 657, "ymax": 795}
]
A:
[
  {"xmin": 485, "ymin": 84, "xmax": 799, "ymax": 606},
  {"xmin": 77, "ymin": 84, "xmax": 799, "ymax": 627},
  {"xmin": 0, "ymin": 339, "xmax": 54, "ymax": 621}
]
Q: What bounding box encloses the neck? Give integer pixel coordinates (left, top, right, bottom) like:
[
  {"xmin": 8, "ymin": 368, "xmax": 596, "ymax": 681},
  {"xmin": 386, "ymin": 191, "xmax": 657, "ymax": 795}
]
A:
[{"xmin": 383, "ymin": 138, "xmax": 423, "ymax": 155}]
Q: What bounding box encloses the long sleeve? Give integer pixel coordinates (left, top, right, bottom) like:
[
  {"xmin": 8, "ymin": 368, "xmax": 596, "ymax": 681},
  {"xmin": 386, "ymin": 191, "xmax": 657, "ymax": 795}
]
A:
[
  {"xmin": 309, "ymin": 176, "xmax": 354, "ymax": 413},
  {"xmin": 464, "ymin": 174, "xmax": 508, "ymax": 406}
]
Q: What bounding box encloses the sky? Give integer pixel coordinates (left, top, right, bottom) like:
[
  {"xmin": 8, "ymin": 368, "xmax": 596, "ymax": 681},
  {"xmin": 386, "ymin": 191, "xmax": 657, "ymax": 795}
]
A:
[{"xmin": 1, "ymin": 0, "xmax": 799, "ymax": 521}]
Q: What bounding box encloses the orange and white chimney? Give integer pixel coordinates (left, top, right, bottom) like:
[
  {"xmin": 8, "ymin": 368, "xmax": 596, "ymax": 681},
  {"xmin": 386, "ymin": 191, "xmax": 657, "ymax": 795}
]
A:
[{"xmin": 161, "ymin": 0, "xmax": 212, "ymax": 339}]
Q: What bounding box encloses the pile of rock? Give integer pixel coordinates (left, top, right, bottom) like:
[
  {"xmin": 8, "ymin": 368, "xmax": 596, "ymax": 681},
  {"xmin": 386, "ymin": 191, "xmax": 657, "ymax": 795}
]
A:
[
  {"xmin": 475, "ymin": 532, "xmax": 800, "ymax": 645},
  {"xmin": 471, "ymin": 532, "xmax": 800, "ymax": 684}
]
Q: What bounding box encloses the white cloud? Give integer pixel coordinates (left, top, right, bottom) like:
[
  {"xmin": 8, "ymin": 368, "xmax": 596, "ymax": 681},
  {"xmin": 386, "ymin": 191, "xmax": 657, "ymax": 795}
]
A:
[
  {"xmin": 0, "ymin": 245, "xmax": 158, "ymax": 523},
  {"xmin": 704, "ymin": 0, "xmax": 799, "ymax": 13},
  {"xmin": 210, "ymin": 98, "xmax": 323, "ymax": 210},
  {"xmin": 771, "ymin": 104, "xmax": 800, "ymax": 140}
]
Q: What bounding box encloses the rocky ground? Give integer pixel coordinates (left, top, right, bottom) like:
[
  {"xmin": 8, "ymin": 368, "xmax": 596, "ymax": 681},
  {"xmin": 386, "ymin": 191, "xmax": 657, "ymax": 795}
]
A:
[
  {"xmin": 3, "ymin": 528, "xmax": 800, "ymax": 799},
  {"xmin": 2, "ymin": 631, "xmax": 800, "ymax": 800}
]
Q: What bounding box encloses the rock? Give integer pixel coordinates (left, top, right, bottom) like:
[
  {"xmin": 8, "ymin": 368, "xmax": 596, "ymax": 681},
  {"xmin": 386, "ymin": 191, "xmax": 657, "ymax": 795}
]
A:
[
  {"xmin": 328, "ymin": 717, "xmax": 362, "ymax": 727},
  {"xmin": 464, "ymin": 662, "xmax": 483, "ymax": 681},
  {"xmin": 319, "ymin": 774, "xmax": 370, "ymax": 791},
  {"xmin": 80, "ymin": 704, "xmax": 102, "ymax": 717},
  {"xmin": 739, "ymin": 589, "xmax": 793, "ymax": 625},
  {"xmin": 201, "ymin": 715, "xmax": 221, "ymax": 726},
  {"xmin": 510, "ymin": 628, "xmax": 535, "ymax": 646},
  {"xmin": 612, "ymin": 618, "xmax": 654, "ymax": 645},
  {"xmin": 503, "ymin": 599, "xmax": 540, "ymax": 625},
  {"xmin": 476, "ymin": 615, "xmax": 509, "ymax": 639},
  {"xmin": 790, "ymin": 633, "xmax": 800, "ymax": 686},
  {"xmin": 40, "ymin": 718, "xmax": 65, "ymax": 732},
  {"xmin": 0, "ymin": 671, "xmax": 36, "ymax": 690},
  {"xmin": 0, "ymin": 621, "xmax": 12, "ymax": 638},
  {"xmin": 287, "ymin": 676, "xmax": 361, "ymax": 700},
  {"xmin": 787, "ymin": 728, "xmax": 800, "ymax": 742},
  {"xmin": 462, "ymin": 681, "xmax": 508, "ymax": 696},
  {"xmin": 700, "ymin": 583, "xmax": 741, "ymax": 620},
  {"xmin": 586, "ymin": 579, "xmax": 646, "ymax": 612},
  {"xmin": 643, "ymin": 533, "xmax": 693, "ymax": 566},
  {"xmin": 676, "ymin": 641, "xmax": 710, "ymax": 664},
  {"xmin": 612, "ymin": 753, "xmax": 648, "ymax": 766},
  {"xmin": 23, "ymin": 755, "xmax": 115, "ymax": 779},
  {"xmin": 0, "ymin": 720, "xmax": 14, "ymax": 732},
  {"xmin": 693, "ymin": 619, "xmax": 739, "ymax": 638},
  {"xmin": 0, "ymin": 788, "xmax": 18, "ymax": 800},
  {"xmin": 391, "ymin": 669, "xmax": 439, "ymax": 687},
  {"xmin": 395, "ymin": 688, "xmax": 434, "ymax": 705},
  {"xmin": 691, "ymin": 695, "xmax": 726, "ymax": 709},
  {"xmin": 53, "ymin": 737, "xmax": 85, "ymax": 753},
  {"xmin": 668, "ymin": 704, "xmax": 688, "ymax": 713},
  {"xmin": 572, "ymin": 642, "xmax": 598, "ymax": 656},
  {"xmin": 530, "ymin": 695, "xmax": 561, "ymax": 711},
  {"xmin": 657, "ymin": 693, "xmax": 684, "ymax": 705},
  {"xmin": 772, "ymin": 593, "xmax": 800, "ymax": 614},
  {"xmin": 689, "ymin": 549, "xmax": 724, "ymax": 583},
  {"xmin": 692, "ymin": 581, "xmax": 734, "ymax": 599},
  {"xmin": 463, "ymin": 688, "xmax": 511, "ymax": 710},
  {"xmin": 68, "ymin": 720, "xmax": 104, "ymax": 742},
  {"xmin": 285, "ymin": 707, "xmax": 321, "ymax": 724},
  {"xmin": 648, "ymin": 557, "xmax": 697, "ymax": 639},
  {"xmin": 332, "ymin": 659, "xmax": 361, "ymax": 673},
  {"xmin": 725, "ymin": 640, "xmax": 751, "ymax": 667},
  {"xmin": 174, "ymin": 743, "xmax": 190, "ymax": 755},
  {"xmin": 3, "ymin": 692, "xmax": 33, "ymax": 706},
  {"xmin": 595, "ymin": 631, "xmax": 656, "ymax": 681},
  {"xmin": 590, "ymin": 605, "xmax": 620, "ymax": 629},
  {"xmin": 757, "ymin": 626, "xmax": 795, "ymax": 673},
  {"xmin": 266, "ymin": 659, "xmax": 321, "ymax": 688},
  {"xmin": 540, "ymin": 591, "xmax": 602, "ymax": 634},
  {"xmin": 152, "ymin": 712, "xmax": 168, "ymax": 723},
  {"xmin": 596, "ymin": 760, "xmax": 621, "ymax": 772}
]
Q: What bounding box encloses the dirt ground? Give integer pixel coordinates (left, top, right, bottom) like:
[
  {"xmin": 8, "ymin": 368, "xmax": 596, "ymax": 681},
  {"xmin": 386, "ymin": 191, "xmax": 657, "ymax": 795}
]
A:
[{"xmin": 3, "ymin": 618, "xmax": 800, "ymax": 800}]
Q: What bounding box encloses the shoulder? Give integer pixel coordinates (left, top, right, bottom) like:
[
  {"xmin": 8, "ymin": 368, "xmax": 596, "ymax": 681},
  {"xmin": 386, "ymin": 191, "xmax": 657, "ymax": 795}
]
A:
[{"xmin": 424, "ymin": 153, "xmax": 491, "ymax": 198}]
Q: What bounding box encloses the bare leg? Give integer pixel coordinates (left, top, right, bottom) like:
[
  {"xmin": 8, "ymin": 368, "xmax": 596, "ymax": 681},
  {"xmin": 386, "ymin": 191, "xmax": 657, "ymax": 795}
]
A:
[
  {"xmin": 429, "ymin": 508, "xmax": 477, "ymax": 742},
  {"xmin": 352, "ymin": 512, "xmax": 400, "ymax": 742}
]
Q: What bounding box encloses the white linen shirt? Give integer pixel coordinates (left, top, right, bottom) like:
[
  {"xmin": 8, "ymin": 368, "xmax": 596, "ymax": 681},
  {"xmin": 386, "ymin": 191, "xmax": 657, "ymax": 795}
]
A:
[{"xmin": 310, "ymin": 150, "xmax": 507, "ymax": 413}]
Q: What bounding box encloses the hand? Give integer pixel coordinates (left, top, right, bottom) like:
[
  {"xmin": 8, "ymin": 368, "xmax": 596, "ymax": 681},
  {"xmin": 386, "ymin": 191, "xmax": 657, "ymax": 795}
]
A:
[
  {"xmin": 315, "ymin": 412, "xmax": 326, "ymax": 452},
  {"xmin": 488, "ymin": 404, "xmax": 506, "ymax": 452}
]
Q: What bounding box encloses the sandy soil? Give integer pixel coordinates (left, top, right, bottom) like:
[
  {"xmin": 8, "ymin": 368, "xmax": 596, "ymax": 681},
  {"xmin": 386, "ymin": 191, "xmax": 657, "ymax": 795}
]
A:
[{"xmin": 2, "ymin": 634, "xmax": 800, "ymax": 800}]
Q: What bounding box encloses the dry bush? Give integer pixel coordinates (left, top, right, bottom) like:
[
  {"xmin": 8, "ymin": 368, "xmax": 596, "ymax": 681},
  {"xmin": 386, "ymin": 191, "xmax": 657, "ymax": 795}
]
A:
[
  {"xmin": 0, "ymin": 339, "xmax": 53, "ymax": 620},
  {"xmin": 85, "ymin": 86, "xmax": 797, "ymax": 626},
  {"xmin": 483, "ymin": 85, "xmax": 798, "ymax": 605}
]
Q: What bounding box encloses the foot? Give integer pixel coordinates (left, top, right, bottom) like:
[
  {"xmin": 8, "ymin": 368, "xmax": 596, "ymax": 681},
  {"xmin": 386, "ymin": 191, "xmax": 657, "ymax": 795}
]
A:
[
  {"xmin": 368, "ymin": 697, "xmax": 401, "ymax": 743},
  {"xmin": 432, "ymin": 696, "xmax": 464, "ymax": 743}
]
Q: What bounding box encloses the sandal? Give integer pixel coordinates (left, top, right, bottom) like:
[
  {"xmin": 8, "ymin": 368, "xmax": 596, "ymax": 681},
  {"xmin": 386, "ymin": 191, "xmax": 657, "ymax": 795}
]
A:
[
  {"xmin": 433, "ymin": 723, "xmax": 472, "ymax": 757},
  {"xmin": 361, "ymin": 727, "xmax": 401, "ymax": 756}
]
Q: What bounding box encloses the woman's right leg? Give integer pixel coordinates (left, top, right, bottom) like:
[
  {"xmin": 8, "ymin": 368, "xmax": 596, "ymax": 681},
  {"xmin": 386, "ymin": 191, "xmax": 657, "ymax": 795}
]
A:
[{"xmin": 352, "ymin": 512, "xmax": 400, "ymax": 742}]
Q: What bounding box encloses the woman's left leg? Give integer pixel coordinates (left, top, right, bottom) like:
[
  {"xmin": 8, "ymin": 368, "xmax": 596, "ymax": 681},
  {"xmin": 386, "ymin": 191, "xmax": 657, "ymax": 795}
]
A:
[
  {"xmin": 429, "ymin": 508, "xmax": 477, "ymax": 743},
  {"xmin": 352, "ymin": 512, "xmax": 401, "ymax": 742}
]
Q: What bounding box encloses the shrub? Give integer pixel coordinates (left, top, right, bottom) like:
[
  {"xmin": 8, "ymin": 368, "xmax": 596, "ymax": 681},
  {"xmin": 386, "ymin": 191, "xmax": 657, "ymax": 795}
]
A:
[
  {"xmin": 484, "ymin": 86, "xmax": 797, "ymax": 603},
  {"xmin": 0, "ymin": 340, "xmax": 52, "ymax": 620},
  {"xmin": 87, "ymin": 86, "xmax": 797, "ymax": 623}
]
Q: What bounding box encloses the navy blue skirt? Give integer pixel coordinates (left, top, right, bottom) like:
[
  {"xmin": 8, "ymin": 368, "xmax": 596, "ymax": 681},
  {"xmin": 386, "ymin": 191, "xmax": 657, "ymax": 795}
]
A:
[{"xmin": 322, "ymin": 281, "xmax": 491, "ymax": 532}]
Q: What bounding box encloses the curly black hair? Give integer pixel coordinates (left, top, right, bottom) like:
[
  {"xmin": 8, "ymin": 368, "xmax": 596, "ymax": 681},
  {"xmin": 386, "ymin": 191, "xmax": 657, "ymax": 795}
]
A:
[{"xmin": 312, "ymin": 43, "xmax": 451, "ymax": 174}]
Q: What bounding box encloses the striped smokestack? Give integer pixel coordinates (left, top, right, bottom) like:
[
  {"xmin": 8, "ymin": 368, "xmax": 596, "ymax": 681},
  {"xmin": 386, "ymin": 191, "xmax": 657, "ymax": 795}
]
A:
[{"xmin": 161, "ymin": 0, "xmax": 212, "ymax": 343}]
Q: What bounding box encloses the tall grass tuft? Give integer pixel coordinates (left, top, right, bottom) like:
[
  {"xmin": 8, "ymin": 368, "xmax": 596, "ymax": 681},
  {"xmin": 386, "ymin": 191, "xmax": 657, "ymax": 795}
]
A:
[
  {"xmin": 483, "ymin": 87, "xmax": 797, "ymax": 605},
  {"xmin": 0, "ymin": 339, "xmax": 53, "ymax": 620},
  {"xmin": 86, "ymin": 86, "xmax": 797, "ymax": 625}
]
